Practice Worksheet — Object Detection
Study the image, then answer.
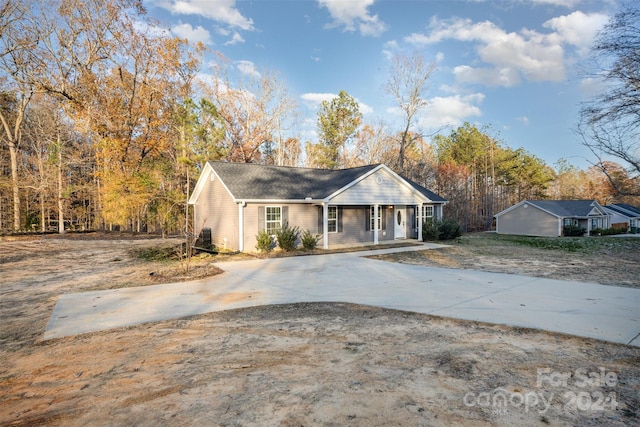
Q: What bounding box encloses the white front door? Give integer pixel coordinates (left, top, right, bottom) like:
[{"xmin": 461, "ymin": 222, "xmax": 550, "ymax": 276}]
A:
[{"xmin": 394, "ymin": 207, "xmax": 406, "ymax": 239}]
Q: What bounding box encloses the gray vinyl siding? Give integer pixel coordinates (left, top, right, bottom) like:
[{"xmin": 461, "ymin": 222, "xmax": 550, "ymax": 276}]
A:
[
  {"xmin": 243, "ymin": 203, "xmax": 319, "ymax": 251},
  {"xmin": 194, "ymin": 176, "xmax": 239, "ymax": 250},
  {"xmin": 327, "ymin": 206, "xmax": 393, "ymax": 246},
  {"xmin": 331, "ymin": 170, "xmax": 422, "ymax": 205},
  {"xmin": 497, "ymin": 204, "xmax": 559, "ymax": 237}
]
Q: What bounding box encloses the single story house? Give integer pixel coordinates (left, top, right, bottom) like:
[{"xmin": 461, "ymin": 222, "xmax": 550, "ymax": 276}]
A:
[
  {"xmin": 188, "ymin": 162, "xmax": 447, "ymax": 251},
  {"xmin": 603, "ymin": 203, "xmax": 640, "ymax": 232},
  {"xmin": 494, "ymin": 200, "xmax": 610, "ymax": 237}
]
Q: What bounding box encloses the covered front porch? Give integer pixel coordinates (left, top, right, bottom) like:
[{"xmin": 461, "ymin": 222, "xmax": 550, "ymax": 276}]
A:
[{"xmin": 317, "ymin": 203, "xmax": 444, "ymax": 249}]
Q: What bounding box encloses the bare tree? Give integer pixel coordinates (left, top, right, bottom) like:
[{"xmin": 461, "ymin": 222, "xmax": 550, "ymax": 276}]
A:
[
  {"xmin": 0, "ymin": 0, "xmax": 40, "ymax": 230},
  {"xmin": 579, "ymin": 1, "xmax": 640, "ymax": 195},
  {"xmin": 384, "ymin": 52, "xmax": 435, "ymax": 172},
  {"xmin": 208, "ymin": 59, "xmax": 298, "ymax": 164}
]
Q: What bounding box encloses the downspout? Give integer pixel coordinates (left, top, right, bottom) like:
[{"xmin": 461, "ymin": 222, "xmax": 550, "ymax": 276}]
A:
[
  {"xmin": 323, "ymin": 202, "xmax": 329, "ymax": 249},
  {"xmin": 558, "ymin": 218, "xmax": 562, "ymax": 237},
  {"xmin": 374, "ymin": 203, "xmax": 379, "ymax": 245},
  {"xmin": 238, "ymin": 201, "xmax": 246, "ymax": 252},
  {"xmin": 417, "ymin": 204, "xmax": 423, "ymax": 242}
]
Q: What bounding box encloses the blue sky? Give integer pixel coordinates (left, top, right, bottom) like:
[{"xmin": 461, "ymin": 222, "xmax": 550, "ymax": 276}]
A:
[{"xmin": 146, "ymin": 0, "xmax": 620, "ymax": 169}]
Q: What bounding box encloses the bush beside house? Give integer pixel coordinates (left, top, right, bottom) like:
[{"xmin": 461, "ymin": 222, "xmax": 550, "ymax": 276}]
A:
[{"xmin": 422, "ymin": 218, "xmax": 462, "ymax": 241}]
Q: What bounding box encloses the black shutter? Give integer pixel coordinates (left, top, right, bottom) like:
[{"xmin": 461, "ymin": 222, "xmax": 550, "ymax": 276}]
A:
[
  {"xmin": 382, "ymin": 207, "xmax": 387, "ymax": 231},
  {"xmin": 258, "ymin": 206, "xmax": 265, "ymax": 232},
  {"xmin": 337, "ymin": 207, "xmax": 343, "ymax": 233},
  {"xmin": 317, "ymin": 206, "xmax": 323, "ymax": 233},
  {"xmin": 365, "ymin": 206, "xmax": 370, "ymax": 231}
]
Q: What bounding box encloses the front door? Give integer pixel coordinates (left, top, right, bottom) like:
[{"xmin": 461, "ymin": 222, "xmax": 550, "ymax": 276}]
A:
[{"xmin": 394, "ymin": 207, "xmax": 406, "ymax": 239}]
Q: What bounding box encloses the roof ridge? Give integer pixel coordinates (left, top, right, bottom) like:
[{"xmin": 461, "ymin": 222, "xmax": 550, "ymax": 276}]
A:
[{"xmin": 208, "ymin": 160, "xmax": 379, "ymax": 173}]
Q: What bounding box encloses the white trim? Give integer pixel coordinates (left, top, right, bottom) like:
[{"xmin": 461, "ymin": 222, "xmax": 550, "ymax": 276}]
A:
[
  {"xmin": 326, "ymin": 164, "xmax": 432, "ymax": 204},
  {"xmin": 265, "ymin": 205, "xmax": 282, "ymax": 235},
  {"xmin": 373, "ymin": 203, "xmax": 379, "ymax": 244},
  {"xmin": 322, "ymin": 203, "xmax": 329, "ymax": 249},
  {"xmin": 370, "ymin": 205, "xmax": 382, "ymax": 231},
  {"xmin": 188, "ymin": 162, "xmax": 236, "ymax": 205},
  {"xmin": 417, "ymin": 205, "xmax": 423, "ymax": 242},
  {"xmin": 238, "ymin": 202, "xmax": 245, "ymax": 252},
  {"xmin": 327, "ymin": 205, "xmax": 338, "ymax": 233}
]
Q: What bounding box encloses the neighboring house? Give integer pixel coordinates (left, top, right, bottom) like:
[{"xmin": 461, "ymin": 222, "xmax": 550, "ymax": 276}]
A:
[
  {"xmin": 603, "ymin": 203, "xmax": 640, "ymax": 232},
  {"xmin": 494, "ymin": 200, "xmax": 610, "ymax": 237},
  {"xmin": 188, "ymin": 162, "xmax": 447, "ymax": 251}
]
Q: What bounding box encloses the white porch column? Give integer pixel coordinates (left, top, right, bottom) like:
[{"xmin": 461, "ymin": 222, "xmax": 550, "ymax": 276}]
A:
[
  {"xmin": 417, "ymin": 205, "xmax": 423, "ymax": 242},
  {"xmin": 323, "ymin": 202, "xmax": 329, "ymax": 249},
  {"xmin": 373, "ymin": 203, "xmax": 379, "ymax": 245},
  {"xmin": 238, "ymin": 202, "xmax": 245, "ymax": 252}
]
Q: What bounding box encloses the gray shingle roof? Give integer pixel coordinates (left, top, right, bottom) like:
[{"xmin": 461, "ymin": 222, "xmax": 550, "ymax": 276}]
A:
[
  {"xmin": 208, "ymin": 162, "xmax": 448, "ymax": 202},
  {"xmin": 606, "ymin": 203, "xmax": 640, "ymax": 217},
  {"xmin": 527, "ymin": 200, "xmax": 600, "ymax": 217},
  {"xmin": 209, "ymin": 161, "xmax": 379, "ymax": 200},
  {"xmin": 404, "ymin": 177, "xmax": 448, "ymax": 203}
]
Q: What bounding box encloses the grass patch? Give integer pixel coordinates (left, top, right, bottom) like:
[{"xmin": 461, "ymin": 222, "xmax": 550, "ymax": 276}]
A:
[{"xmin": 457, "ymin": 233, "xmax": 640, "ymax": 254}]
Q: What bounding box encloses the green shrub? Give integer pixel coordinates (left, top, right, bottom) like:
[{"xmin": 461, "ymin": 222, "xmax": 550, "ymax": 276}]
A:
[
  {"xmin": 301, "ymin": 229, "xmax": 321, "ymax": 250},
  {"xmin": 275, "ymin": 222, "xmax": 300, "ymax": 251},
  {"xmin": 439, "ymin": 219, "xmax": 463, "ymax": 240},
  {"xmin": 591, "ymin": 227, "xmax": 628, "ymax": 236},
  {"xmin": 422, "ymin": 218, "xmax": 440, "ymax": 241},
  {"xmin": 563, "ymin": 225, "xmax": 587, "ymax": 237},
  {"xmin": 422, "ymin": 218, "xmax": 462, "ymax": 241},
  {"xmin": 255, "ymin": 229, "xmax": 275, "ymax": 252}
]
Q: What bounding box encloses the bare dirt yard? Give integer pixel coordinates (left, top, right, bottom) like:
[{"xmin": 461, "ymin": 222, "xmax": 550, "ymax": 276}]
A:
[{"xmin": 1, "ymin": 233, "xmax": 639, "ymax": 426}]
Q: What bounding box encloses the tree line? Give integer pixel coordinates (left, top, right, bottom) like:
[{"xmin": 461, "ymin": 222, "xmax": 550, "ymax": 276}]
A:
[{"xmin": 0, "ymin": 0, "xmax": 638, "ymax": 235}]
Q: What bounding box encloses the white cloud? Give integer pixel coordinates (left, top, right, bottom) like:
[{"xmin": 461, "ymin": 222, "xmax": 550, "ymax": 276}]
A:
[
  {"xmin": 516, "ymin": 116, "xmax": 530, "ymax": 126},
  {"xmin": 318, "ymin": 0, "xmax": 388, "ymax": 37},
  {"xmin": 403, "ymin": 14, "xmax": 608, "ymax": 86},
  {"xmin": 300, "ymin": 92, "xmax": 337, "ymax": 105},
  {"xmin": 224, "ymin": 32, "xmax": 245, "ymax": 45},
  {"xmin": 236, "ymin": 60, "xmax": 261, "ymax": 78},
  {"xmin": 382, "ymin": 40, "xmax": 398, "ymax": 60},
  {"xmin": 417, "ymin": 93, "xmax": 485, "ymax": 130},
  {"xmin": 454, "ymin": 65, "xmax": 522, "ymax": 87},
  {"xmin": 359, "ymin": 14, "xmax": 387, "ymax": 37},
  {"xmin": 358, "ymin": 101, "xmax": 374, "ymax": 115},
  {"xmin": 158, "ymin": 0, "xmax": 254, "ymax": 30},
  {"xmin": 543, "ymin": 11, "xmax": 609, "ymax": 56},
  {"xmin": 171, "ymin": 22, "xmax": 212, "ymax": 44}
]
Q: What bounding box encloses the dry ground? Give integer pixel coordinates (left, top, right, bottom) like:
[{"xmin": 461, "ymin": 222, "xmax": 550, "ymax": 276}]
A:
[{"xmin": 0, "ymin": 233, "xmax": 639, "ymax": 426}]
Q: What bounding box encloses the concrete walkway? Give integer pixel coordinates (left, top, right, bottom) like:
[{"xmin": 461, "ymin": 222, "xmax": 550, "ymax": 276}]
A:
[{"xmin": 44, "ymin": 243, "xmax": 640, "ymax": 347}]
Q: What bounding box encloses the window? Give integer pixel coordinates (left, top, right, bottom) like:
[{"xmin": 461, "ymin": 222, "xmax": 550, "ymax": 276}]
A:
[
  {"xmin": 423, "ymin": 205, "xmax": 434, "ymax": 218},
  {"xmin": 328, "ymin": 206, "xmax": 338, "ymax": 233},
  {"xmin": 591, "ymin": 218, "xmax": 599, "ymax": 229},
  {"xmin": 417, "ymin": 205, "xmax": 434, "ymax": 228},
  {"xmin": 265, "ymin": 206, "xmax": 282, "ymax": 235},
  {"xmin": 370, "ymin": 206, "xmax": 382, "ymax": 230}
]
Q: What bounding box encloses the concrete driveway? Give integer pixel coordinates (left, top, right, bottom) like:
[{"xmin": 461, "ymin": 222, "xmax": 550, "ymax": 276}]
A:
[{"xmin": 44, "ymin": 244, "xmax": 640, "ymax": 347}]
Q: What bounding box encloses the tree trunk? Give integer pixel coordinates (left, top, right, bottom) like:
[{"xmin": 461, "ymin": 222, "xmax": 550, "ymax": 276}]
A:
[
  {"xmin": 8, "ymin": 141, "xmax": 21, "ymax": 231},
  {"xmin": 57, "ymin": 135, "xmax": 65, "ymax": 234},
  {"xmin": 39, "ymin": 190, "xmax": 45, "ymax": 232}
]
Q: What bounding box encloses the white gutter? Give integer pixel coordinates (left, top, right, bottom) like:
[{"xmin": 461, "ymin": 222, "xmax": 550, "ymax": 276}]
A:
[
  {"xmin": 238, "ymin": 201, "xmax": 246, "ymax": 252},
  {"xmin": 323, "ymin": 202, "xmax": 329, "ymax": 249}
]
